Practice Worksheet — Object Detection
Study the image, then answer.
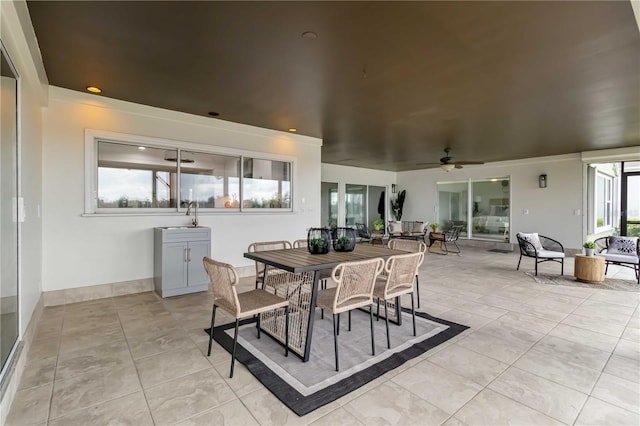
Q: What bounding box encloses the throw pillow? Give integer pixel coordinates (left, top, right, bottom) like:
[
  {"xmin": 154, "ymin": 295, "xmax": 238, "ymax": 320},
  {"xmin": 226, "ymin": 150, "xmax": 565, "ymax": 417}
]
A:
[
  {"xmin": 389, "ymin": 222, "xmax": 402, "ymax": 234},
  {"xmin": 518, "ymin": 232, "xmax": 543, "ymax": 252},
  {"xmin": 607, "ymin": 236, "xmax": 638, "ymax": 255},
  {"xmin": 412, "ymin": 222, "xmax": 424, "ymax": 233}
]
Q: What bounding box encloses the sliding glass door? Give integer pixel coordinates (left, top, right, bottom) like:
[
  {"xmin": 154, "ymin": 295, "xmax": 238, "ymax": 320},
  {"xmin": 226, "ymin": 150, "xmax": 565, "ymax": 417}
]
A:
[
  {"xmin": 621, "ymin": 162, "xmax": 640, "ymax": 237},
  {"xmin": 437, "ymin": 177, "xmax": 510, "ymax": 241},
  {"xmin": 0, "ymin": 45, "xmax": 19, "ymax": 375}
]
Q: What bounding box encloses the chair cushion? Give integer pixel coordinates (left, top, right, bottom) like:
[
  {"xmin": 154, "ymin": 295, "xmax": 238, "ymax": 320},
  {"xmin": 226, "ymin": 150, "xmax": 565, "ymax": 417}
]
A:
[
  {"xmin": 518, "ymin": 233, "xmax": 543, "ymax": 251},
  {"xmin": 602, "ymin": 253, "xmax": 639, "ymax": 264},
  {"xmin": 316, "ymin": 287, "xmax": 371, "ymax": 314},
  {"xmin": 607, "ymin": 236, "xmax": 638, "ymax": 255},
  {"xmin": 389, "ymin": 221, "xmax": 402, "ymax": 234},
  {"xmin": 412, "ymin": 222, "xmax": 424, "ymax": 233},
  {"xmin": 537, "ymin": 250, "xmax": 565, "ymax": 259}
]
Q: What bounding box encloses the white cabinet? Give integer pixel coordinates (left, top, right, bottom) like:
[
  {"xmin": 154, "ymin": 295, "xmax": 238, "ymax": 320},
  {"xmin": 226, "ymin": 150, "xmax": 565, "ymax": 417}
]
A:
[{"xmin": 154, "ymin": 227, "xmax": 211, "ymax": 297}]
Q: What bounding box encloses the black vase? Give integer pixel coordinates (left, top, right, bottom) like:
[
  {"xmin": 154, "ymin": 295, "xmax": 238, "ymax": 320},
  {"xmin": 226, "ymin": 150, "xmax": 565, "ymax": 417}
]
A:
[
  {"xmin": 332, "ymin": 227, "xmax": 357, "ymax": 252},
  {"xmin": 307, "ymin": 228, "xmax": 331, "ymax": 254}
]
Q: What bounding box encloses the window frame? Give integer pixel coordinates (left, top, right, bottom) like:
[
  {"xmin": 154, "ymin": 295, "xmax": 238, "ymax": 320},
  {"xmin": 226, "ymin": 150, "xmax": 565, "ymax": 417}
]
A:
[
  {"xmin": 594, "ymin": 171, "xmax": 613, "ymax": 232},
  {"xmin": 84, "ymin": 129, "xmax": 296, "ymax": 215}
]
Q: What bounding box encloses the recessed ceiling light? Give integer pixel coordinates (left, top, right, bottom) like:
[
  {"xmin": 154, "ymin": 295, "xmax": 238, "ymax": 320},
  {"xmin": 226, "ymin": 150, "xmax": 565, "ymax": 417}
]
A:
[
  {"xmin": 208, "ymin": 111, "xmax": 220, "ymax": 117},
  {"xmin": 301, "ymin": 31, "xmax": 318, "ymax": 40},
  {"xmin": 86, "ymin": 86, "xmax": 102, "ymax": 94},
  {"xmin": 138, "ymin": 146, "xmax": 146, "ymax": 151},
  {"xmin": 288, "ymin": 128, "xmax": 297, "ymax": 133}
]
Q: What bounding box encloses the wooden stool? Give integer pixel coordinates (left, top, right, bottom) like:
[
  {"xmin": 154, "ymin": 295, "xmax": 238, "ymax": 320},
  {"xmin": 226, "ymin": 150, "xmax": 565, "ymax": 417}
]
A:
[{"xmin": 574, "ymin": 255, "xmax": 605, "ymax": 283}]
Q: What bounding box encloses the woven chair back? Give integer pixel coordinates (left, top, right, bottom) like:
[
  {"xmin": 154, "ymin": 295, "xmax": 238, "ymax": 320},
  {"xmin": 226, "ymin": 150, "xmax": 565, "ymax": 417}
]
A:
[
  {"xmin": 388, "ymin": 239, "xmax": 427, "ymax": 254},
  {"xmin": 330, "ymin": 257, "xmax": 384, "ymax": 311},
  {"xmin": 382, "ymin": 252, "xmax": 424, "ymax": 298},
  {"xmin": 248, "ymin": 240, "xmax": 293, "ymax": 277},
  {"xmin": 292, "ymin": 239, "xmax": 307, "ymax": 248},
  {"xmin": 203, "ymin": 257, "xmax": 241, "ymax": 316}
]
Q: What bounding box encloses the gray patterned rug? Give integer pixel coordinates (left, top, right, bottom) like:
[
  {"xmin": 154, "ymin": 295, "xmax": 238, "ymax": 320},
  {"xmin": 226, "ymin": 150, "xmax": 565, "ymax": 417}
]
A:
[
  {"xmin": 206, "ymin": 308, "xmax": 468, "ymax": 416},
  {"xmin": 525, "ymin": 271, "xmax": 639, "ymax": 292}
]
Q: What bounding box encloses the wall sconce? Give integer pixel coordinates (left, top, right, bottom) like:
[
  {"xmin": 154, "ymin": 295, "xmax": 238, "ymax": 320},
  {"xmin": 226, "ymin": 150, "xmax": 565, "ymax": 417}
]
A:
[
  {"xmin": 539, "ymin": 174, "xmax": 547, "ymax": 188},
  {"xmin": 391, "ymin": 184, "xmax": 397, "ymax": 194}
]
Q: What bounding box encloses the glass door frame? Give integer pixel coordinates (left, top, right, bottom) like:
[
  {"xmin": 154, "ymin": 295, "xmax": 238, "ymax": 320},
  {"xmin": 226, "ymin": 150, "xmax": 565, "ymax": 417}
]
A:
[
  {"xmin": 0, "ymin": 40, "xmax": 21, "ymax": 382},
  {"xmin": 620, "ymin": 162, "xmax": 640, "ymax": 236}
]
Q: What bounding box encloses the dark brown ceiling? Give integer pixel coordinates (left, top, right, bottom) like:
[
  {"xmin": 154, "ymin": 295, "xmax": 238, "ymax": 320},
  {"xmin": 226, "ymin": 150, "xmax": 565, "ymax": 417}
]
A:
[{"xmin": 27, "ymin": 1, "xmax": 640, "ymax": 171}]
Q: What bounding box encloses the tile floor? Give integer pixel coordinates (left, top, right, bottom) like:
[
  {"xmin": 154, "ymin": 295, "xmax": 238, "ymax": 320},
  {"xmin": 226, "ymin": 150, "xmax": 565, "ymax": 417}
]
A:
[{"xmin": 6, "ymin": 249, "xmax": 640, "ymax": 425}]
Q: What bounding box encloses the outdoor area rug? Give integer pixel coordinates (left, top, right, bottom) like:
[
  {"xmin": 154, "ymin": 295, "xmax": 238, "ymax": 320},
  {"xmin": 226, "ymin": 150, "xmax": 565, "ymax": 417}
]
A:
[
  {"xmin": 205, "ymin": 308, "xmax": 468, "ymax": 416},
  {"xmin": 525, "ymin": 271, "xmax": 639, "ymax": 292}
]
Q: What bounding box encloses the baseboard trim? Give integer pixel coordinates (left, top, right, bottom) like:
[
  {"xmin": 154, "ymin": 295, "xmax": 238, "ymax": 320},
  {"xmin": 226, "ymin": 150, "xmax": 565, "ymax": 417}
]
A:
[{"xmin": 43, "ymin": 278, "xmax": 154, "ymax": 306}]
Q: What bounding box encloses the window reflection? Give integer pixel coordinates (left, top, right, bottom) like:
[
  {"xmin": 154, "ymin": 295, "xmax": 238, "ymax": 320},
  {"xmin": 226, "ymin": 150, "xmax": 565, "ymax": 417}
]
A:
[
  {"xmin": 97, "ymin": 142, "xmax": 177, "ymax": 208},
  {"xmin": 180, "ymin": 151, "xmax": 240, "ymax": 209},
  {"xmin": 242, "ymin": 158, "xmax": 291, "ymax": 208}
]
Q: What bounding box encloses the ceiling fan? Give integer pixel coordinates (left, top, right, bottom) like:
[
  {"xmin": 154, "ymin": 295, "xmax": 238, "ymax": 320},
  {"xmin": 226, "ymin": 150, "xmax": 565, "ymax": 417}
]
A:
[{"xmin": 418, "ymin": 148, "xmax": 484, "ymax": 171}]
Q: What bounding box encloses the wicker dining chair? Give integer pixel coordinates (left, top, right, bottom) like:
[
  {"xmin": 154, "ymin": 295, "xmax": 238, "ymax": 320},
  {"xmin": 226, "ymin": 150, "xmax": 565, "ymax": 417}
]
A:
[
  {"xmin": 373, "ymin": 251, "xmax": 424, "ymax": 349},
  {"xmin": 248, "ymin": 240, "xmax": 292, "ymax": 289},
  {"xmin": 203, "ymin": 257, "xmax": 290, "ymax": 378},
  {"xmin": 387, "ymin": 239, "xmax": 427, "ymax": 308},
  {"xmin": 315, "ymin": 257, "xmax": 385, "ymax": 371},
  {"xmin": 292, "ymin": 239, "xmax": 307, "ymax": 248}
]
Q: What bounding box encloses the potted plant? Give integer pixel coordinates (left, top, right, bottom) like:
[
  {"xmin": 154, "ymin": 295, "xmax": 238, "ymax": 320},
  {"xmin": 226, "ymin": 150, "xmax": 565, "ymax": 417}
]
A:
[
  {"xmin": 430, "ymin": 223, "xmax": 439, "ymax": 233},
  {"xmin": 390, "ymin": 190, "xmax": 406, "ymax": 221},
  {"xmin": 332, "ymin": 228, "xmax": 356, "ymax": 252},
  {"xmin": 583, "ymin": 241, "xmax": 596, "ymax": 256},
  {"xmin": 307, "ymin": 228, "xmax": 331, "ymax": 254},
  {"xmin": 372, "ymin": 218, "xmax": 385, "ymax": 232}
]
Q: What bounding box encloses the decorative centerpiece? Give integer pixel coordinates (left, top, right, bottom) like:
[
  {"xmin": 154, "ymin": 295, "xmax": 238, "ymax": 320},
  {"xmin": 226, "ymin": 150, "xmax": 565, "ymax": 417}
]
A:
[
  {"xmin": 307, "ymin": 228, "xmax": 331, "ymax": 254},
  {"xmin": 583, "ymin": 241, "xmax": 596, "ymax": 256},
  {"xmin": 332, "ymin": 227, "xmax": 357, "ymax": 252}
]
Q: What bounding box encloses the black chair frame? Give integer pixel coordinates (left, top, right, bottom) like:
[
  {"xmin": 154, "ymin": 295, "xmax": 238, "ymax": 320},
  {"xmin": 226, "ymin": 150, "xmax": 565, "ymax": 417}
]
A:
[
  {"xmin": 516, "ymin": 234, "xmax": 564, "ymax": 276},
  {"xmin": 428, "ymin": 225, "xmax": 463, "ymax": 255},
  {"xmin": 594, "ymin": 237, "xmax": 640, "ymax": 284}
]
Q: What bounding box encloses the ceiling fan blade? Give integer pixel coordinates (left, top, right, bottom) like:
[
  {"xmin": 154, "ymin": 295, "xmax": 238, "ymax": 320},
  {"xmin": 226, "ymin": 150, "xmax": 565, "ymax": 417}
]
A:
[
  {"xmin": 415, "ymin": 162, "xmax": 442, "ymax": 166},
  {"xmin": 454, "ymin": 161, "xmax": 485, "ymax": 165}
]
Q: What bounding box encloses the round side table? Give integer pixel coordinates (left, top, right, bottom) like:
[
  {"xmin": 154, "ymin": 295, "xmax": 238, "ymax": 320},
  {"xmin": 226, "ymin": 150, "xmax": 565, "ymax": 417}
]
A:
[{"xmin": 574, "ymin": 254, "xmax": 605, "ymax": 283}]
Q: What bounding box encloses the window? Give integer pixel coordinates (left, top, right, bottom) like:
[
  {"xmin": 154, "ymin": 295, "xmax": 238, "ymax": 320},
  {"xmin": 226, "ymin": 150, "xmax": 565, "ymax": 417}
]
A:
[
  {"xmin": 321, "ymin": 182, "xmax": 338, "ymax": 227},
  {"xmin": 180, "ymin": 151, "xmax": 240, "ymax": 209},
  {"xmin": 97, "ymin": 142, "xmax": 177, "ymax": 208},
  {"xmin": 242, "ymin": 158, "xmax": 291, "ymax": 209},
  {"xmin": 345, "ymin": 184, "xmax": 366, "ymax": 226},
  {"xmin": 88, "ymin": 132, "xmax": 293, "ymax": 213},
  {"xmin": 595, "ymin": 172, "xmax": 613, "ymax": 230}
]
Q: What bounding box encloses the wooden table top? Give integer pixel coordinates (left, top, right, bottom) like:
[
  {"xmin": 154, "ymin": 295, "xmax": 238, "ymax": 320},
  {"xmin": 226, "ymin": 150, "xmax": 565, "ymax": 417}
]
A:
[{"xmin": 244, "ymin": 244, "xmax": 406, "ymax": 274}]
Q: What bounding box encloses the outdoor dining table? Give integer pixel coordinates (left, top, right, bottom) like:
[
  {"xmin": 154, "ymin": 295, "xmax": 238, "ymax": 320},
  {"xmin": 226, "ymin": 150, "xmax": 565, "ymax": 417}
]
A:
[{"xmin": 244, "ymin": 244, "xmax": 407, "ymax": 362}]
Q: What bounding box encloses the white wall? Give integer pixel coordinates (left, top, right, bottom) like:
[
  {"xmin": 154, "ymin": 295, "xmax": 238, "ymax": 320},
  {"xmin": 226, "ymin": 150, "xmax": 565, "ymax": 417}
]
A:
[
  {"xmin": 397, "ymin": 155, "xmax": 585, "ymax": 249},
  {"xmin": 1, "ymin": 0, "xmax": 46, "ymax": 335},
  {"xmin": 42, "ymin": 87, "xmax": 321, "ymax": 291}
]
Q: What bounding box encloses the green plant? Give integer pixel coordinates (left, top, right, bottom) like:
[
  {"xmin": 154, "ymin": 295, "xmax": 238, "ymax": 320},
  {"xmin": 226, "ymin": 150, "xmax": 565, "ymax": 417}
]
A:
[
  {"xmin": 583, "ymin": 241, "xmax": 596, "ymax": 249},
  {"xmin": 310, "ymin": 238, "xmax": 327, "ymax": 248},
  {"xmin": 336, "ymin": 236, "xmax": 350, "ymax": 247},
  {"xmin": 372, "ymin": 218, "xmax": 385, "ymax": 231},
  {"xmin": 390, "ymin": 189, "xmax": 406, "ymax": 221},
  {"xmin": 430, "ymin": 223, "xmax": 439, "ymax": 232}
]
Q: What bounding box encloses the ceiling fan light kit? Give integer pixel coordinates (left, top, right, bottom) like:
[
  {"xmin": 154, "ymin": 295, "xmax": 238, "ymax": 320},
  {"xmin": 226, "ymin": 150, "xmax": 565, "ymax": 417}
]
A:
[{"xmin": 441, "ymin": 163, "xmax": 456, "ymax": 172}]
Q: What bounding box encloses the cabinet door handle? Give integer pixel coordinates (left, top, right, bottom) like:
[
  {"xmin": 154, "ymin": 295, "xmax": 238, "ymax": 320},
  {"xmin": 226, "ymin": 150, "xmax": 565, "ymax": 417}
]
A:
[
  {"xmin": 184, "ymin": 248, "xmax": 188, "ymax": 262},
  {"xmin": 188, "ymin": 247, "xmax": 192, "ymax": 262}
]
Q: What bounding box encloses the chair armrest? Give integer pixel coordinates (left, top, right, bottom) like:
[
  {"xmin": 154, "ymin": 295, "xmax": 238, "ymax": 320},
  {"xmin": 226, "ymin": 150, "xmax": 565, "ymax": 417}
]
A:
[{"xmin": 539, "ymin": 235, "xmax": 564, "ymax": 252}]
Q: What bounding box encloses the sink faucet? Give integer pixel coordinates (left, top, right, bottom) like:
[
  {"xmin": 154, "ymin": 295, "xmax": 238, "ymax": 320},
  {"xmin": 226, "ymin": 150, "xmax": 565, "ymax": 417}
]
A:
[{"xmin": 186, "ymin": 201, "xmax": 198, "ymax": 227}]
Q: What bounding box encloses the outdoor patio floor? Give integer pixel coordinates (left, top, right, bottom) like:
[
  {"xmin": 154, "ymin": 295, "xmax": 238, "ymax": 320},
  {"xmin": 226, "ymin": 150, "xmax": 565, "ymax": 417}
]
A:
[{"xmin": 7, "ymin": 247, "xmax": 640, "ymax": 425}]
